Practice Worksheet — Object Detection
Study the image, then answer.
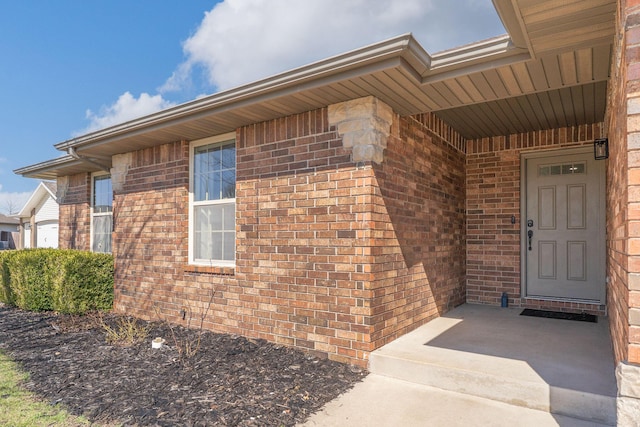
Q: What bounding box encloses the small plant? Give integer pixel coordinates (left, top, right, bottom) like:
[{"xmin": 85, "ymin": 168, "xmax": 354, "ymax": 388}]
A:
[
  {"xmin": 154, "ymin": 287, "xmax": 216, "ymax": 361},
  {"xmin": 99, "ymin": 314, "xmax": 150, "ymax": 346}
]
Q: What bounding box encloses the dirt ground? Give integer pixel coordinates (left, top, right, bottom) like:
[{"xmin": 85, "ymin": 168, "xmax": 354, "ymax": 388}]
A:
[{"xmin": 0, "ymin": 304, "xmax": 365, "ymax": 426}]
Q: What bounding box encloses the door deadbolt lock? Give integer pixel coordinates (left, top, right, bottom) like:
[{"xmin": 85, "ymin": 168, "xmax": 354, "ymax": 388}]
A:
[{"xmin": 527, "ymin": 220, "xmax": 534, "ymax": 228}]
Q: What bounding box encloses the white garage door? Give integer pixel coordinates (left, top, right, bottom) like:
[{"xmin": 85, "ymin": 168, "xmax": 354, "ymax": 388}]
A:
[{"xmin": 37, "ymin": 223, "xmax": 58, "ymax": 248}]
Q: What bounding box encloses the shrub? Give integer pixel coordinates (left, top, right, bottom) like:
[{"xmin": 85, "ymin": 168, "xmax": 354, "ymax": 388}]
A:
[
  {"xmin": 51, "ymin": 251, "xmax": 114, "ymax": 314},
  {"xmin": 99, "ymin": 315, "xmax": 150, "ymax": 346},
  {"xmin": 0, "ymin": 250, "xmax": 19, "ymax": 305},
  {"xmin": 7, "ymin": 249, "xmax": 56, "ymax": 312},
  {"xmin": 0, "ymin": 249, "xmax": 113, "ymax": 314}
]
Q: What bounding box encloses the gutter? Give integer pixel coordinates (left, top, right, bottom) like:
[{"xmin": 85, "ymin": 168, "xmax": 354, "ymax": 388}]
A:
[{"xmin": 67, "ymin": 147, "xmax": 111, "ymax": 172}]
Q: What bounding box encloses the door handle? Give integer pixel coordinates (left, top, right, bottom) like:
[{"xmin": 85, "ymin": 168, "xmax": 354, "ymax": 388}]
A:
[{"xmin": 527, "ymin": 230, "xmax": 533, "ymax": 251}]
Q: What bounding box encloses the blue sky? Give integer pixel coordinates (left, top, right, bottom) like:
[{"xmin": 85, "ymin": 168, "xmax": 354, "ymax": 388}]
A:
[{"xmin": 0, "ymin": 0, "xmax": 505, "ymax": 214}]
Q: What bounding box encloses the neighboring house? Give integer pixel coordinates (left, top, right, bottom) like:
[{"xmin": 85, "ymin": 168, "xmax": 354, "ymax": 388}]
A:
[
  {"xmin": 16, "ymin": 181, "xmax": 59, "ymax": 249},
  {"xmin": 13, "ymin": 0, "xmax": 640, "ymax": 420},
  {"xmin": 0, "ymin": 214, "xmax": 19, "ymax": 250}
]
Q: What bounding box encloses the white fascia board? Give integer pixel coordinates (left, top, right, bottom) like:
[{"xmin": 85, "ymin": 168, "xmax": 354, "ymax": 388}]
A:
[
  {"xmin": 13, "ymin": 155, "xmax": 87, "ymax": 179},
  {"xmin": 16, "ymin": 182, "xmax": 48, "ymax": 218}
]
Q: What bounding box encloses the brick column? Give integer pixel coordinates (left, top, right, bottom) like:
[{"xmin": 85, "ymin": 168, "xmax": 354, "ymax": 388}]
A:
[{"xmin": 611, "ymin": 0, "xmax": 640, "ymax": 423}]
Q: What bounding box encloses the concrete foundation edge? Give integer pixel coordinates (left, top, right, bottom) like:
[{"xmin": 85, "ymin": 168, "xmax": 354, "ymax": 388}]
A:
[{"xmin": 370, "ymin": 353, "xmax": 616, "ymax": 425}]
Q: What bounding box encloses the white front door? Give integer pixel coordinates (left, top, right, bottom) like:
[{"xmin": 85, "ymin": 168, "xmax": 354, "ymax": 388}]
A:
[{"xmin": 523, "ymin": 148, "xmax": 605, "ymax": 302}]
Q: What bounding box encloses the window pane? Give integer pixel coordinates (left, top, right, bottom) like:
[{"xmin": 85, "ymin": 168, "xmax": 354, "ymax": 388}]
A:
[
  {"xmin": 193, "ymin": 142, "xmax": 235, "ymax": 202},
  {"xmin": 209, "ymin": 147, "xmax": 221, "ymax": 171},
  {"xmin": 210, "ymin": 232, "xmax": 223, "ymax": 260},
  {"xmin": 93, "ymin": 176, "xmax": 112, "ymax": 213},
  {"xmin": 223, "ymin": 232, "xmax": 235, "ymax": 261},
  {"xmin": 223, "ymin": 204, "xmax": 235, "ymax": 230},
  {"xmin": 92, "ymin": 215, "xmax": 112, "ymax": 253},
  {"xmin": 222, "ymin": 170, "xmax": 235, "ymax": 198},
  {"xmin": 194, "ymin": 202, "xmax": 235, "ymax": 262},
  {"xmin": 210, "ymin": 171, "xmax": 222, "ymax": 200},
  {"xmin": 222, "ymin": 145, "xmax": 236, "ymax": 169}
]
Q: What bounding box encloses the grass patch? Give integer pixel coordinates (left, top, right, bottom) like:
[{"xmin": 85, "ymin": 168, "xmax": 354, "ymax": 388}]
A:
[{"xmin": 0, "ymin": 351, "xmax": 93, "ymax": 427}]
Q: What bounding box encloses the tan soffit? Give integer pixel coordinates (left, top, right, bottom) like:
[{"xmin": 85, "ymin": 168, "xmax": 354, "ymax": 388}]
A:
[{"xmin": 15, "ymin": 0, "xmax": 616, "ymax": 178}]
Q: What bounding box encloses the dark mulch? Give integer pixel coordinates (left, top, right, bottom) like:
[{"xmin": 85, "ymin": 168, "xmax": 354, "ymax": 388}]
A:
[{"xmin": 0, "ymin": 304, "xmax": 366, "ymax": 426}]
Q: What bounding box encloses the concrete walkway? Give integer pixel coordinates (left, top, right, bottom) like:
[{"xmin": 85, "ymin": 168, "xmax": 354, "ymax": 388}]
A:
[
  {"xmin": 301, "ymin": 374, "xmax": 607, "ymax": 427},
  {"xmin": 301, "ymin": 304, "xmax": 617, "ymax": 426}
]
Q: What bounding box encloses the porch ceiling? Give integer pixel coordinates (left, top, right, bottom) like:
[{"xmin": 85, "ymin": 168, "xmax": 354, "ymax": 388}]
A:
[{"xmin": 15, "ymin": 0, "xmax": 616, "ymax": 179}]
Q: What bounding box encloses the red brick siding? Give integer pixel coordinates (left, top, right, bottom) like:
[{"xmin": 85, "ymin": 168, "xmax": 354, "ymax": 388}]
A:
[
  {"xmin": 54, "ymin": 106, "xmax": 470, "ymax": 366},
  {"xmin": 466, "ymin": 125, "xmax": 605, "ymax": 314},
  {"xmin": 235, "ymin": 109, "xmax": 370, "ymax": 362},
  {"xmin": 607, "ymin": 0, "xmax": 629, "ymax": 366},
  {"xmin": 368, "ymin": 113, "xmax": 467, "ymax": 348},
  {"xmin": 57, "ymin": 173, "xmax": 91, "ymax": 251},
  {"xmin": 112, "ymin": 141, "xmax": 196, "ymax": 323},
  {"xmin": 608, "ymin": 0, "xmax": 640, "ymax": 366},
  {"xmin": 109, "ymin": 111, "xmax": 374, "ymax": 365}
]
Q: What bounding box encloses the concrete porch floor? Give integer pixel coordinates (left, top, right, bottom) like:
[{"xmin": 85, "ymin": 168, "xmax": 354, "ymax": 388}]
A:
[{"xmin": 303, "ymin": 303, "xmax": 617, "ymax": 426}]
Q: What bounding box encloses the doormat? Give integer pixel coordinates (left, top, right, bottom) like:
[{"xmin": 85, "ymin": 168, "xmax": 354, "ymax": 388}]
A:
[{"xmin": 520, "ymin": 309, "xmax": 597, "ymax": 323}]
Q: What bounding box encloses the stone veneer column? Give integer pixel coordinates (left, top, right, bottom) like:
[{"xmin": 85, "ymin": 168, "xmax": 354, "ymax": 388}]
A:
[
  {"xmin": 617, "ymin": 362, "xmax": 640, "ymax": 425},
  {"xmin": 327, "ymin": 96, "xmax": 393, "ymax": 163},
  {"xmin": 57, "ymin": 175, "xmax": 69, "ymax": 202},
  {"xmin": 111, "ymin": 152, "xmax": 133, "ymax": 194}
]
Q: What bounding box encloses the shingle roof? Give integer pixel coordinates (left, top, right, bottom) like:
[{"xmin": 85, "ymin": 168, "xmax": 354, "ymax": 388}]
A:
[{"xmin": 42, "ymin": 181, "xmax": 57, "ymax": 196}]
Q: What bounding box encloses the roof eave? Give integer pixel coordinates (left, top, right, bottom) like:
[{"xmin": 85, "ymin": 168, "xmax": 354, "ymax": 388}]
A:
[
  {"xmin": 54, "ymin": 33, "xmax": 426, "ymax": 154},
  {"xmin": 16, "ymin": 31, "xmax": 533, "ymax": 178},
  {"xmin": 14, "ymin": 155, "xmax": 100, "ymax": 180}
]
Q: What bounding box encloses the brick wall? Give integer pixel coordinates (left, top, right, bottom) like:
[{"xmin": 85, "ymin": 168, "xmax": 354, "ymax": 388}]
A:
[
  {"xmin": 50, "ymin": 102, "xmax": 469, "ymax": 366},
  {"xmin": 610, "ymin": 3, "xmax": 640, "ymax": 422},
  {"xmin": 57, "ymin": 173, "xmax": 91, "ymax": 251},
  {"xmin": 625, "ymin": 2, "xmax": 640, "ymax": 368},
  {"xmin": 108, "ymin": 110, "xmax": 376, "ymax": 364},
  {"xmin": 235, "ymin": 109, "xmax": 370, "ymax": 362},
  {"xmin": 607, "ymin": 0, "xmax": 630, "ymax": 367},
  {"xmin": 610, "ymin": 0, "xmax": 640, "ymax": 368},
  {"xmin": 466, "ymin": 124, "xmax": 605, "ymax": 314},
  {"xmin": 111, "ymin": 141, "xmax": 199, "ymax": 322},
  {"xmin": 368, "ymin": 113, "xmax": 466, "ymax": 348}
]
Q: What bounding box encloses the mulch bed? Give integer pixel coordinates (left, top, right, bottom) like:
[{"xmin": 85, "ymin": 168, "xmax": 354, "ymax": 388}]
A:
[{"xmin": 0, "ymin": 304, "xmax": 366, "ymax": 426}]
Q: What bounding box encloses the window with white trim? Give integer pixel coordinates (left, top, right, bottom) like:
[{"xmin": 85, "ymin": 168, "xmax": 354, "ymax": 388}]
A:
[
  {"xmin": 189, "ymin": 134, "xmax": 236, "ymax": 266},
  {"xmin": 92, "ymin": 174, "xmax": 112, "ymax": 253}
]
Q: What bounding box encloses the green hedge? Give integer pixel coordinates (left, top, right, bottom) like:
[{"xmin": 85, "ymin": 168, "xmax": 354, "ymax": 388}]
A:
[{"xmin": 0, "ymin": 249, "xmax": 113, "ymax": 314}]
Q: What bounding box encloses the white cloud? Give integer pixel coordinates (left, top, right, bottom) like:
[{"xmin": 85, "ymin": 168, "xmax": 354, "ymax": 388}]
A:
[
  {"xmin": 78, "ymin": 92, "xmax": 176, "ymax": 135},
  {"xmin": 78, "ymin": 1, "xmax": 503, "ymax": 136},
  {"xmin": 161, "ymin": 0, "xmax": 504, "ymax": 92},
  {"xmin": 0, "ymin": 184, "xmax": 32, "ymax": 215}
]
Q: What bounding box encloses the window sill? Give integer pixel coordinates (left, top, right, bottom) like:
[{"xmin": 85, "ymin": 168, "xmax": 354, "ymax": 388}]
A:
[{"xmin": 184, "ymin": 265, "xmax": 235, "ymax": 276}]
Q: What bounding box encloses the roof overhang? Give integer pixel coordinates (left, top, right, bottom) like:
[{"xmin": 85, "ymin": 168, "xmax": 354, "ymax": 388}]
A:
[{"xmin": 16, "ymin": 0, "xmax": 616, "ymax": 180}]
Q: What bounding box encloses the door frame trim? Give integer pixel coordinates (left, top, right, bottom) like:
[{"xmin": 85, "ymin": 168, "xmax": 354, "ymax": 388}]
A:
[{"xmin": 519, "ymin": 146, "xmax": 606, "ymax": 303}]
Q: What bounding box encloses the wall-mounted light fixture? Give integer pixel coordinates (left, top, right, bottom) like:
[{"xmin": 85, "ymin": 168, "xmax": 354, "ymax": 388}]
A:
[{"xmin": 594, "ymin": 138, "xmax": 609, "ymax": 160}]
